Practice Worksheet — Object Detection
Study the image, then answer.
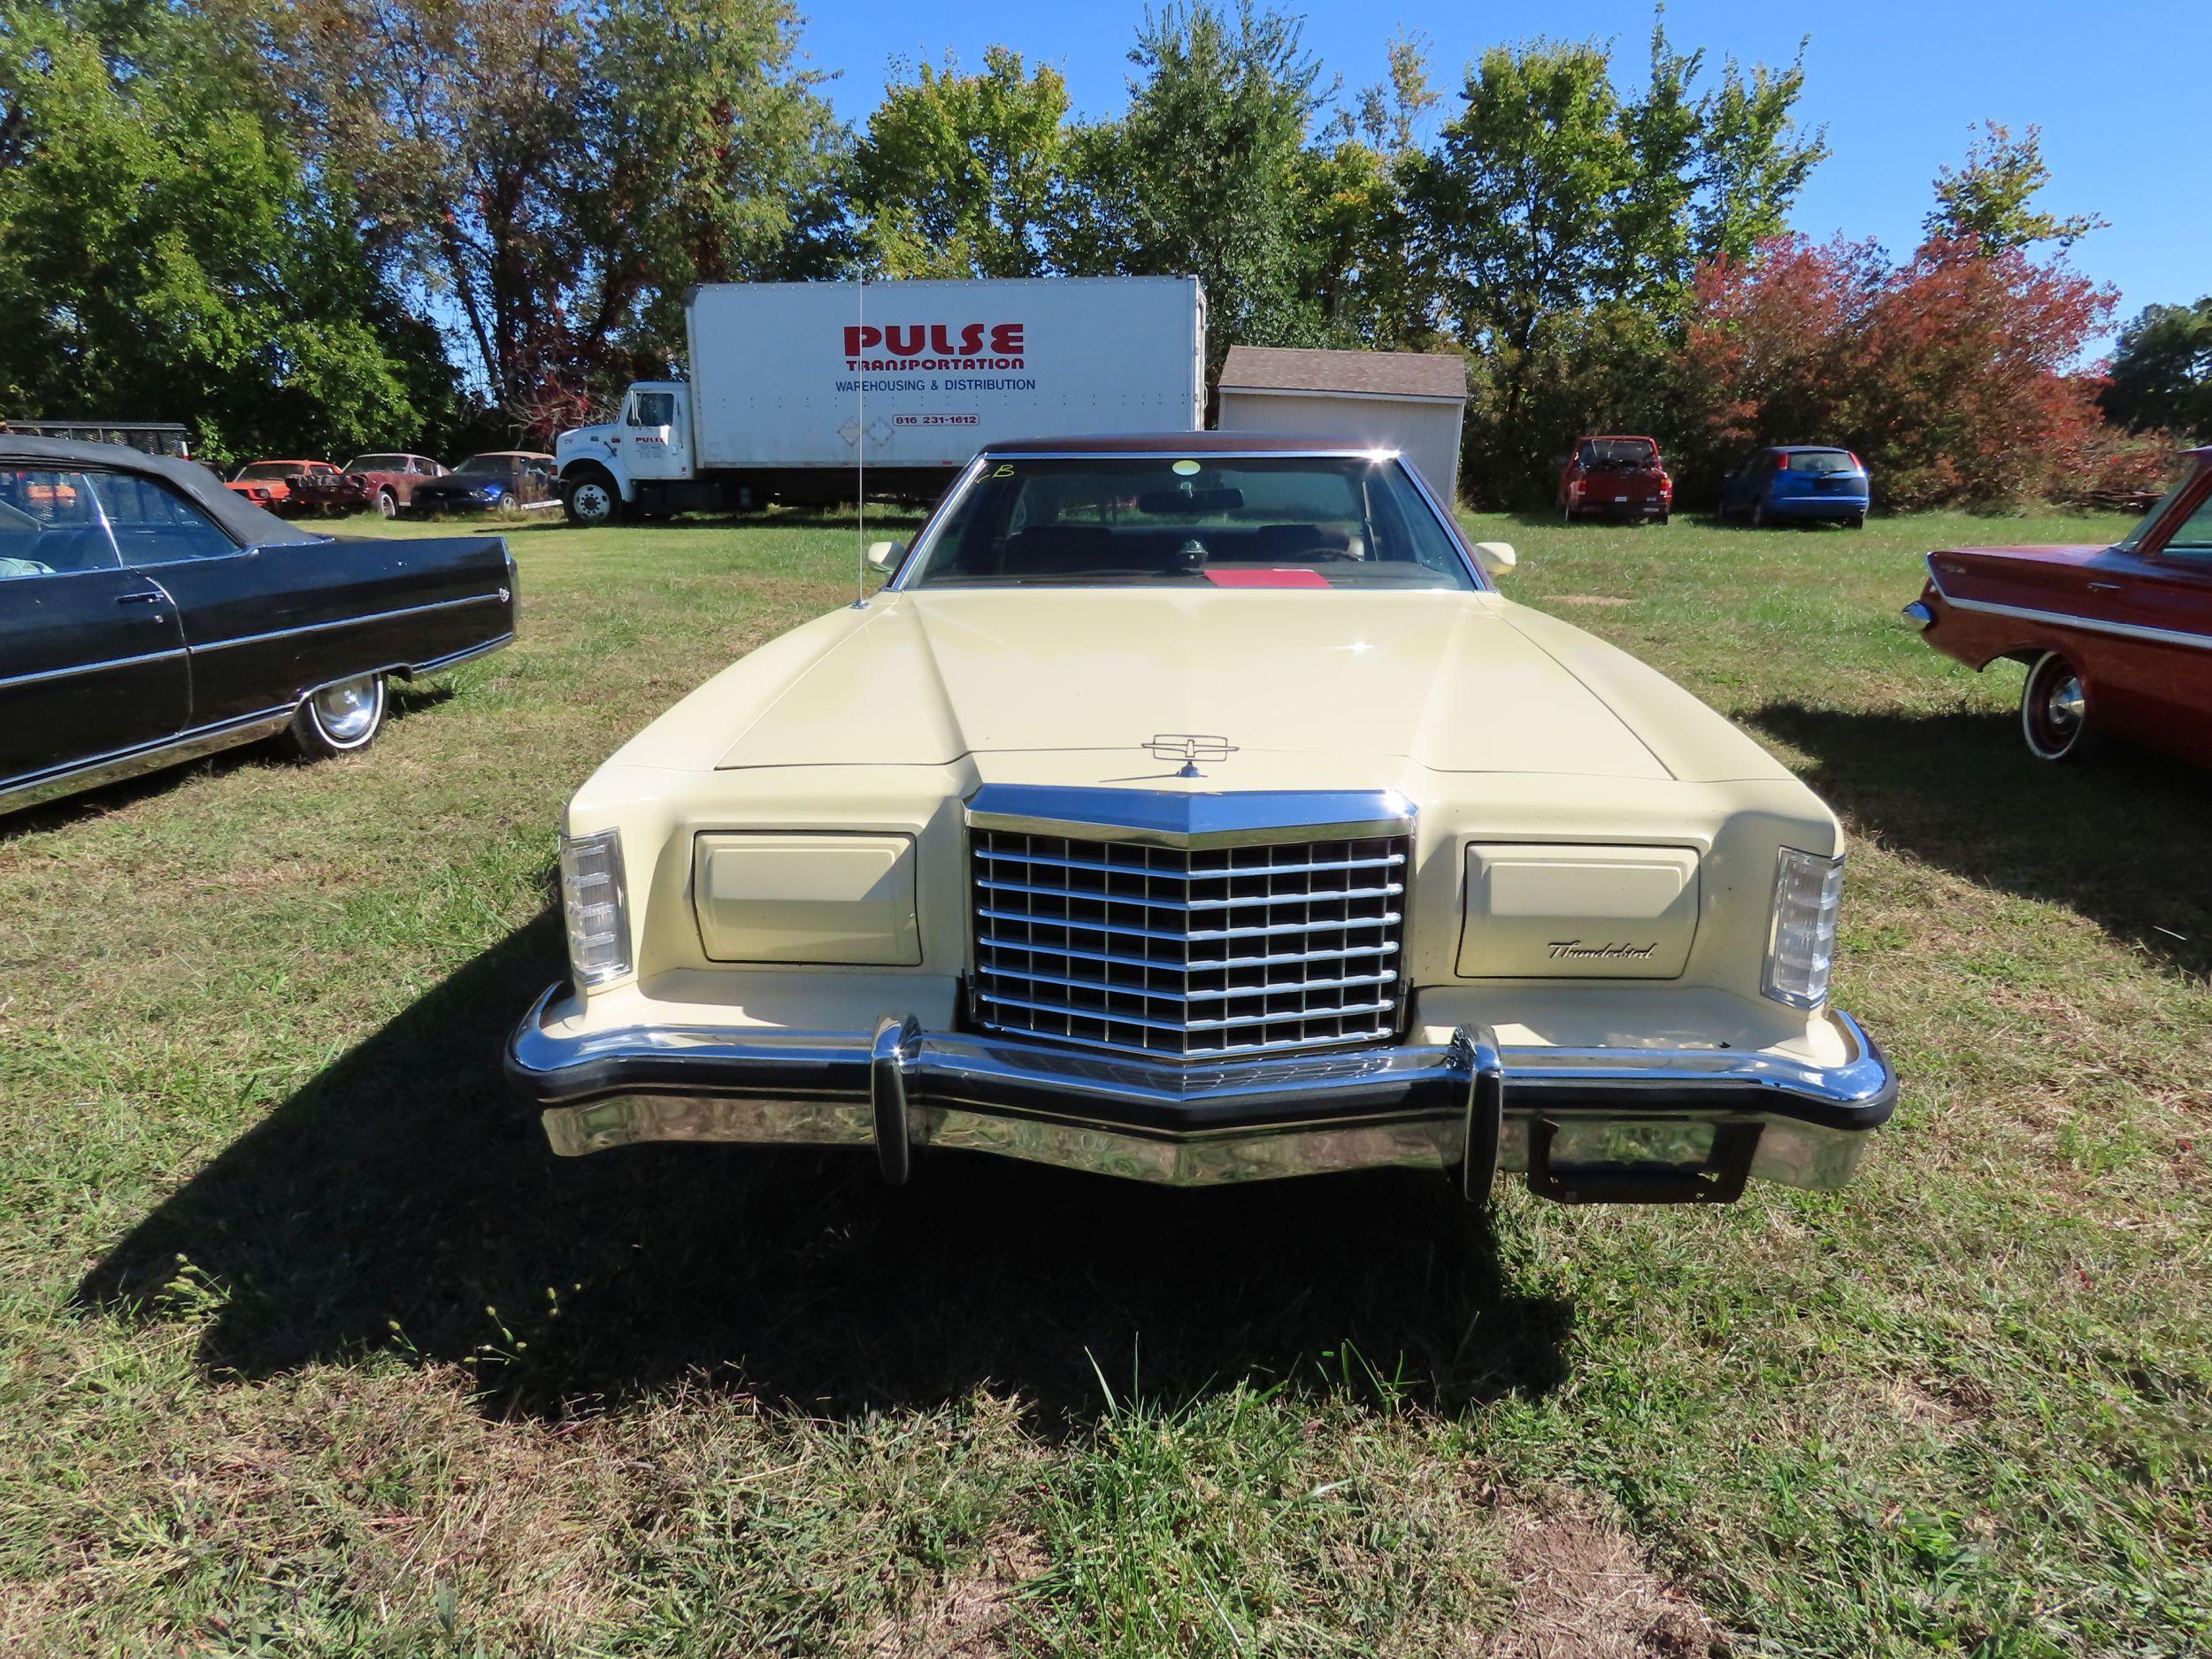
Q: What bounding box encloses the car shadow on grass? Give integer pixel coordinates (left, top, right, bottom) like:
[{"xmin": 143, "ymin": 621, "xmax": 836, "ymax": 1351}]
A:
[
  {"xmin": 1, "ymin": 682, "xmax": 457, "ymax": 842},
  {"xmin": 75, "ymin": 914, "xmax": 1571, "ymax": 1426},
  {"xmin": 1748, "ymin": 702, "xmax": 2212, "ymax": 978}
]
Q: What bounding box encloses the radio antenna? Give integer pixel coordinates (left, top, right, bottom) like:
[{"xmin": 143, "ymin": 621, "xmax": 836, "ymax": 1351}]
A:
[{"xmin": 855, "ymin": 276, "xmax": 866, "ymax": 605}]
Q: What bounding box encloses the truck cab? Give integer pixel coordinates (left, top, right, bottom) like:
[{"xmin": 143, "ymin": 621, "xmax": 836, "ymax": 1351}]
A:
[{"xmin": 555, "ymin": 382, "xmax": 693, "ymax": 526}]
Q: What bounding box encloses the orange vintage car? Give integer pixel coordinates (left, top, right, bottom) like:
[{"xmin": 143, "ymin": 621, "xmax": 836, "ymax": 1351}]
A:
[{"xmin": 227, "ymin": 460, "xmax": 338, "ymax": 513}]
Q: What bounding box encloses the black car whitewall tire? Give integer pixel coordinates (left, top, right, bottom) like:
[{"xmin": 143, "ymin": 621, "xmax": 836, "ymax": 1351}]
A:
[
  {"xmin": 289, "ymin": 673, "xmax": 388, "ymax": 758},
  {"xmin": 2020, "ymin": 651, "xmax": 2099, "ymax": 763},
  {"xmin": 1750, "ymin": 498, "xmax": 1768, "ymax": 528},
  {"xmin": 565, "ymin": 473, "xmax": 619, "ymax": 527}
]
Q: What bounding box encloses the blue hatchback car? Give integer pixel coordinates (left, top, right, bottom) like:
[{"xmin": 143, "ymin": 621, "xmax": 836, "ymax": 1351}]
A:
[{"xmin": 1719, "ymin": 446, "xmax": 1870, "ymax": 527}]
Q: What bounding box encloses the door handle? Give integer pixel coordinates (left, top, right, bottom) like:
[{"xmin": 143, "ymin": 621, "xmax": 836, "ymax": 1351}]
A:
[
  {"xmin": 2086, "ymin": 581, "xmax": 2124, "ymax": 593},
  {"xmin": 114, "ymin": 590, "xmax": 165, "ymax": 605}
]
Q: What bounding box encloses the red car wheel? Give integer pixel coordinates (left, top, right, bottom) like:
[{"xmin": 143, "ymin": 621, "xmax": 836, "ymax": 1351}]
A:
[{"xmin": 2020, "ymin": 651, "xmax": 2101, "ymax": 764}]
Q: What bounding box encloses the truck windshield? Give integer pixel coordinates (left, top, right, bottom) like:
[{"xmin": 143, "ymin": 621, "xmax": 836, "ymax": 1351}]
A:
[{"xmin": 902, "ymin": 455, "xmax": 1477, "ymax": 590}]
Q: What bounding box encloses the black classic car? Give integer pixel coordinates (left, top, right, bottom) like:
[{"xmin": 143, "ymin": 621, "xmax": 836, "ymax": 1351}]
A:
[
  {"xmin": 0, "ymin": 436, "xmax": 517, "ymax": 818},
  {"xmin": 407, "ymin": 451, "xmax": 560, "ymax": 516}
]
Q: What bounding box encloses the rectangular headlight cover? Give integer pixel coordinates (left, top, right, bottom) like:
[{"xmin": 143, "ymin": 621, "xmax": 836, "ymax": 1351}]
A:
[
  {"xmin": 561, "ymin": 827, "xmax": 632, "ymax": 987},
  {"xmin": 1763, "ymin": 847, "xmax": 1844, "ymax": 1009},
  {"xmin": 693, "ymin": 832, "xmax": 920, "ymax": 964}
]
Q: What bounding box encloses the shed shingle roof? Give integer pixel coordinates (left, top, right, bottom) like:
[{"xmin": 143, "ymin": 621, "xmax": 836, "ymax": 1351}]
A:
[{"xmin": 1217, "ymin": 346, "xmax": 1467, "ymax": 402}]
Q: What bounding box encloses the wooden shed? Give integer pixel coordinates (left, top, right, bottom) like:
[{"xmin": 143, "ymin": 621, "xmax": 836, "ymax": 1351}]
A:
[{"xmin": 1215, "ymin": 347, "xmax": 1469, "ymax": 503}]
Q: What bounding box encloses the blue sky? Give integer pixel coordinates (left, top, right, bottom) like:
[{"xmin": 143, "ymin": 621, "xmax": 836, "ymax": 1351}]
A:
[{"xmin": 799, "ymin": 0, "xmax": 2201, "ymax": 355}]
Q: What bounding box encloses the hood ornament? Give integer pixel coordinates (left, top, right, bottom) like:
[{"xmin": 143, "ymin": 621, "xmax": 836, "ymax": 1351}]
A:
[{"xmin": 1146, "ymin": 733, "xmax": 1238, "ymax": 778}]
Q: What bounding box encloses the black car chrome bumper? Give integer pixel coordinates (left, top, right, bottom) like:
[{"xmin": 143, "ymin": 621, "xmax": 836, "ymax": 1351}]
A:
[{"xmin": 507, "ymin": 988, "xmax": 1898, "ymax": 1203}]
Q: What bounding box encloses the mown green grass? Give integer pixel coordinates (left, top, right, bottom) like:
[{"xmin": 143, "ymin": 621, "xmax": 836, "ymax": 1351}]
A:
[{"xmin": 0, "ymin": 505, "xmax": 2203, "ymax": 1655}]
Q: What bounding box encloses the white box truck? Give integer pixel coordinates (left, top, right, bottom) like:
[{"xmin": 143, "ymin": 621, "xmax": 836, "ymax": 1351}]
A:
[{"xmin": 555, "ymin": 276, "xmax": 1206, "ymax": 525}]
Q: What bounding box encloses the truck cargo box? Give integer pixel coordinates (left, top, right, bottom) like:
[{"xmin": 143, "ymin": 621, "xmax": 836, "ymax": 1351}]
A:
[{"xmin": 685, "ymin": 276, "xmax": 1205, "ymax": 472}]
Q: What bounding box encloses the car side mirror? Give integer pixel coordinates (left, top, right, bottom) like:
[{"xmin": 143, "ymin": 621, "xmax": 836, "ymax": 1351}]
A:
[
  {"xmin": 865, "ymin": 539, "xmax": 907, "ymax": 574},
  {"xmin": 1473, "ymin": 540, "xmax": 1517, "ymax": 575}
]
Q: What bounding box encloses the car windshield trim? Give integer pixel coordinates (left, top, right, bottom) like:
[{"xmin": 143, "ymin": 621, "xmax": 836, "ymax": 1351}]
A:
[
  {"xmin": 888, "ymin": 451, "xmax": 1485, "ymax": 594},
  {"xmin": 2113, "ymin": 473, "xmax": 2200, "ymax": 553}
]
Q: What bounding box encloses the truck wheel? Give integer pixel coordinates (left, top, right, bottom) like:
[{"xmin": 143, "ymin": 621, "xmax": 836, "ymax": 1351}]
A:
[
  {"xmin": 565, "ymin": 474, "xmax": 620, "ymax": 527},
  {"xmin": 2020, "ymin": 652, "xmax": 2101, "ymax": 763},
  {"xmin": 289, "ymin": 673, "xmax": 387, "ymax": 759},
  {"xmin": 375, "ymin": 489, "xmax": 397, "ymax": 519}
]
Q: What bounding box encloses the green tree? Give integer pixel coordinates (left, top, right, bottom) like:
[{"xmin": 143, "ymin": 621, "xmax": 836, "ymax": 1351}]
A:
[
  {"xmin": 2101, "ymin": 298, "xmax": 2212, "ymax": 442},
  {"xmin": 852, "ymin": 47, "xmax": 1069, "ymax": 279},
  {"xmin": 588, "ymin": 0, "xmax": 849, "ymax": 365},
  {"xmin": 255, "ymin": 0, "xmax": 842, "ymax": 432},
  {"xmin": 1924, "ymin": 121, "xmax": 2105, "ymax": 255},
  {"xmin": 1054, "ymin": 1, "xmax": 1326, "ymax": 372},
  {"xmin": 0, "ymin": 0, "xmax": 434, "ymax": 461},
  {"xmin": 1406, "ymin": 20, "xmax": 1824, "ymax": 502},
  {"xmin": 1298, "ymin": 33, "xmax": 1440, "ymax": 348}
]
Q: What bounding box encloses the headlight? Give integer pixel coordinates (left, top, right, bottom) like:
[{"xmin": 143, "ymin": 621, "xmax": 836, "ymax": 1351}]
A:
[
  {"xmin": 1763, "ymin": 847, "xmax": 1844, "ymax": 1010},
  {"xmin": 560, "ymin": 828, "xmax": 631, "ymax": 987}
]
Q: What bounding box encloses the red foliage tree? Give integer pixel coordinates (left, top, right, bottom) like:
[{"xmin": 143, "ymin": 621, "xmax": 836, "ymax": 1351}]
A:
[{"xmin": 1678, "ymin": 232, "xmax": 2124, "ymax": 508}]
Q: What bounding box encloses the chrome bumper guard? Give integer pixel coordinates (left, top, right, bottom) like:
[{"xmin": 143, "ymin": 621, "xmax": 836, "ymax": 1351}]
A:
[{"xmin": 508, "ymin": 988, "xmax": 1897, "ymax": 1202}]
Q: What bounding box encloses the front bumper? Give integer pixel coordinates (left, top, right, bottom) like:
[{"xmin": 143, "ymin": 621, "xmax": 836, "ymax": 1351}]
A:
[{"xmin": 506, "ymin": 988, "xmax": 1897, "ymax": 1203}]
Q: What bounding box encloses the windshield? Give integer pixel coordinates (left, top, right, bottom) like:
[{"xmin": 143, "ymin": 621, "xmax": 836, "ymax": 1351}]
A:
[
  {"xmin": 2114, "ymin": 472, "xmax": 2199, "ymax": 552},
  {"xmin": 344, "ymin": 455, "xmax": 409, "ymax": 472},
  {"xmin": 452, "ymin": 456, "xmax": 511, "ymax": 476},
  {"xmin": 1579, "ymin": 439, "xmax": 1658, "ymax": 470},
  {"xmin": 236, "ymin": 462, "xmax": 303, "ymax": 480},
  {"xmin": 900, "ymin": 455, "xmax": 1478, "ymax": 591},
  {"xmin": 1786, "ymin": 450, "xmax": 1858, "ymax": 473}
]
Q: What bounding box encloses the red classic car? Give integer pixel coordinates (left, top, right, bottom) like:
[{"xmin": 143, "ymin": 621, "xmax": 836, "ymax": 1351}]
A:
[
  {"xmin": 227, "ymin": 459, "xmax": 338, "ymax": 511},
  {"xmin": 289, "ymin": 453, "xmax": 449, "ymax": 518},
  {"xmin": 1907, "ymin": 446, "xmax": 2212, "ymax": 765},
  {"xmin": 1559, "ymin": 435, "xmax": 1672, "ymax": 524}
]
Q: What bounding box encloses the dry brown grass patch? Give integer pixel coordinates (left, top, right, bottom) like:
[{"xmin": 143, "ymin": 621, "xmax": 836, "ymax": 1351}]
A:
[
  {"xmin": 1483, "ymin": 1492, "xmax": 1719, "ymax": 1659},
  {"xmin": 863, "ymin": 1531, "xmax": 1047, "ymax": 1659}
]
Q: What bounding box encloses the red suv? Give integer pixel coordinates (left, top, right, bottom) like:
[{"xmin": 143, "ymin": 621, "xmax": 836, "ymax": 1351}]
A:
[{"xmin": 1559, "ymin": 435, "xmax": 1672, "ymax": 525}]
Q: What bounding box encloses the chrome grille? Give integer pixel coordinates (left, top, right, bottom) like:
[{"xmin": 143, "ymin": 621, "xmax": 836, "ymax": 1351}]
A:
[{"xmin": 969, "ymin": 828, "xmax": 1410, "ymax": 1061}]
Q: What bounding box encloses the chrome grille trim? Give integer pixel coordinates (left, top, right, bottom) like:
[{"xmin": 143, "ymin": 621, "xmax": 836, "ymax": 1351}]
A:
[
  {"xmin": 977, "ymin": 845, "xmax": 1407, "ymax": 882},
  {"xmin": 968, "ymin": 807, "xmax": 1414, "ymax": 1063}
]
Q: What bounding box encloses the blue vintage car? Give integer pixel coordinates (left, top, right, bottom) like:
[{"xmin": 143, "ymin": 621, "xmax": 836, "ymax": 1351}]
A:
[{"xmin": 1719, "ymin": 445, "xmax": 1870, "ymax": 528}]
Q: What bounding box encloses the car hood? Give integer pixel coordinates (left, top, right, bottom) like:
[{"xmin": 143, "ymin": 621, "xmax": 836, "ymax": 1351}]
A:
[{"xmin": 690, "ymin": 589, "xmax": 1788, "ymax": 785}]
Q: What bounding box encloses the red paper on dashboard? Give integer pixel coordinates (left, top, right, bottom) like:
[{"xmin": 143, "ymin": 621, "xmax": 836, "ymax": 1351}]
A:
[{"xmin": 1202, "ymin": 569, "xmax": 1330, "ymax": 588}]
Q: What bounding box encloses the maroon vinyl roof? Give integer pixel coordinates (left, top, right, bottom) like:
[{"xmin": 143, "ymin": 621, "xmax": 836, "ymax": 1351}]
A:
[
  {"xmin": 1217, "ymin": 346, "xmax": 1467, "ymax": 402},
  {"xmin": 982, "ymin": 431, "xmax": 1395, "ymax": 457}
]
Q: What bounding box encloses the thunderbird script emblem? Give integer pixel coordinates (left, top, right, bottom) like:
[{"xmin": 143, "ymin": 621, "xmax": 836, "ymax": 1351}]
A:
[{"xmin": 1146, "ymin": 733, "xmax": 1238, "ymax": 777}]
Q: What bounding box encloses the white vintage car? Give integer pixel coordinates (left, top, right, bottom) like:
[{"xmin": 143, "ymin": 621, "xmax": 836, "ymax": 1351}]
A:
[{"xmin": 507, "ymin": 434, "xmax": 1894, "ymax": 1206}]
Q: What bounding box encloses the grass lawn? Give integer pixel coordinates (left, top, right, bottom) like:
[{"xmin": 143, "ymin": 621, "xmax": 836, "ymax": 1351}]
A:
[{"xmin": 0, "ymin": 503, "xmax": 2204, "ymax": 1655}]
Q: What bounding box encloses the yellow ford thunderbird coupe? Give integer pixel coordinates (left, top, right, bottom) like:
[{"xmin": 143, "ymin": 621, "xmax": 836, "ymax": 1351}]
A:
[{"xmin": 507, "ymin": 434, "xmax": 1894, "ymax": 1207}]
